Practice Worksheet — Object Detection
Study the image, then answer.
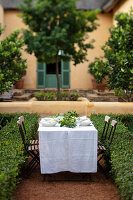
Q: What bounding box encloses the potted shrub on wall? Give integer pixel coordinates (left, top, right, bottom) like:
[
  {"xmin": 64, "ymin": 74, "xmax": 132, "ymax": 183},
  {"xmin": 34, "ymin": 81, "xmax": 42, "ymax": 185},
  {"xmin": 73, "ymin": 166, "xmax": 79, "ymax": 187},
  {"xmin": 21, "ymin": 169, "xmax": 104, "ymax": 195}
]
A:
[
  {"xmin": 0, "ymin": 25, "xmax": 27, "ymax": 94},
  {"xmin": 88, "ymin": 58, "xmax": 108, "ymax": 92},
  {"xmin": 15, "ymin": 77, "xmax": 25, "ymax": 89},
  {"xmin": 15, "ymin": 64, "xmax": 27, "ymax": 89}
]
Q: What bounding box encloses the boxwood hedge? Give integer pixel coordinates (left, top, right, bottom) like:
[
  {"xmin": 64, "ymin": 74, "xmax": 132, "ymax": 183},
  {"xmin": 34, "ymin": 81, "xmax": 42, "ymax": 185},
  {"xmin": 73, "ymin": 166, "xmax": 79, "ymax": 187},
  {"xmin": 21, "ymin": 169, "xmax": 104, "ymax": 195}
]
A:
[
  {"xmin": 90, "ymin": 113, "xmax": 133, "ymax": 200},
  {"xmin": 0, "ymin": 113, "xmax": 39, "ymax": 200}
]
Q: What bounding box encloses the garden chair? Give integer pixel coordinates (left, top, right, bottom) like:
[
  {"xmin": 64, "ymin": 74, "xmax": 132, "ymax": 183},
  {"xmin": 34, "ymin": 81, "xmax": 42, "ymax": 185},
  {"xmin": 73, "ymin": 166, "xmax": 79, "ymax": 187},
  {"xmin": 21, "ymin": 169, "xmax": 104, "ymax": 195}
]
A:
[
  {"xmin": 98, "ymin": 116, "xmax": 117, "ymax": 170},
  {"xmin": 17, "ymin": 116, "xmax": 40, "ymax": 177}
]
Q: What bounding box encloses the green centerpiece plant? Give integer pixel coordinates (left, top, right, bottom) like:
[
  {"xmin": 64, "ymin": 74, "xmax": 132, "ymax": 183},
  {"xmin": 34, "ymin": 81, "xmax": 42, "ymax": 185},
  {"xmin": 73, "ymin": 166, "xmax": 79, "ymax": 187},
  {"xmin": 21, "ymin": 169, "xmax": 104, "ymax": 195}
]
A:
[{"xmin": 59, "ymin": 110, "xmax": 79, "ymax": 128}]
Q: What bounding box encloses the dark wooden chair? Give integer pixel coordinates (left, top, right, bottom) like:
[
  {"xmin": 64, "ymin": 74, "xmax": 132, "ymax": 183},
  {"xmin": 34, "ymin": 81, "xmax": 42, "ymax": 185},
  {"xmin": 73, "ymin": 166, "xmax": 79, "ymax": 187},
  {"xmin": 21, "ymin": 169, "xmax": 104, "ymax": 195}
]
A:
[
  {"xmin": 98, "ymin": 116, "xmax": 117, "ymax": 169},
  {"xmin": 17, "ymin": 116, "xmax": 40, "ymax": 177}
]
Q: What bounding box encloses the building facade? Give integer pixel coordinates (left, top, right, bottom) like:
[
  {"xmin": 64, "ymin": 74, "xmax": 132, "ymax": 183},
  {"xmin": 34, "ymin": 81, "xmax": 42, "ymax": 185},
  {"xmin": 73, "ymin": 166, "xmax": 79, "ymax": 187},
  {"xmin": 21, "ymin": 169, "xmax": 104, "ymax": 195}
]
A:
[{"xmin": 0, "ymin": 0, "xmax": 132, "ymax": 90}]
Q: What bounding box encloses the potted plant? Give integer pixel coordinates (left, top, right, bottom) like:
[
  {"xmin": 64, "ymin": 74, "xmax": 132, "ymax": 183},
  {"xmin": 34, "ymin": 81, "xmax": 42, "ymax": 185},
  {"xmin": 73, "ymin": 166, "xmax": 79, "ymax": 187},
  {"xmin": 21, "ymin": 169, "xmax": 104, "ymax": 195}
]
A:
[
  {"xmin": 88, "ymin": 58, "xmax": 108, "ymax": 92},
  {"xmin": 15, "ymin": 67, "xmax": 27, "ymax": 89},
  {"xmin": 15, "ymin": 77, "xmax": 25, "ymax": 89}
]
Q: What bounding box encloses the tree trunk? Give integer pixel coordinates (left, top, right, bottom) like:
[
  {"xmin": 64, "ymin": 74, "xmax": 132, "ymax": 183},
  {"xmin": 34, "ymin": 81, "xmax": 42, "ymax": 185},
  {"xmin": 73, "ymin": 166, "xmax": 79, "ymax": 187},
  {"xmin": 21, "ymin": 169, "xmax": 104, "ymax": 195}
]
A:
[{"xmin": 56, "ymin": 55, "xmax": 61, "ymax": 101}]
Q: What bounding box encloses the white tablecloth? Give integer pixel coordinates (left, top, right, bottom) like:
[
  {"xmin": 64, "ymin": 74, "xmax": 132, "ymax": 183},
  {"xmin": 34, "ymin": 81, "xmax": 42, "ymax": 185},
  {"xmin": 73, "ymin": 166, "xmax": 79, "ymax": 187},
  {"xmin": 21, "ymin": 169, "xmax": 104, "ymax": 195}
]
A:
[{"xmin": 38, "ymin": 125, "xmax": 97, "ymax": 174}]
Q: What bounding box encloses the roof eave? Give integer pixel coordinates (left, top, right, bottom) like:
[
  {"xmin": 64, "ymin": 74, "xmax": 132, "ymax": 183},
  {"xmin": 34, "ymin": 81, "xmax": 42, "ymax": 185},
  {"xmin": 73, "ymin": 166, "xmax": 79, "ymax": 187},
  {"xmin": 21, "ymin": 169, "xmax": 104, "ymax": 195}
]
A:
[{"xmin": 102, "ymin": 0, "xmax": 120, "ymax": 13}]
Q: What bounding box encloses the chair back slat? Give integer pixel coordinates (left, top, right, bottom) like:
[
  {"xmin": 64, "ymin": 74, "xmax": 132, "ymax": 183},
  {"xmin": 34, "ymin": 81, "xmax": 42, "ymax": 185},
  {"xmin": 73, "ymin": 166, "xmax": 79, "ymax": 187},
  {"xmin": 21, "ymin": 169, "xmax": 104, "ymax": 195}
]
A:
[
  {"xmin": 19, "ymin": 116, "xmax": 24, "ymax": 123},
  {"xmin": 101, "ymin": 115, "xmax": 110, "ymax": 139},
  {"xmin": 19, "ymin": 116, "xmax": 27, "ymax": 135},
  {"xmin": 105, "ymin": 116, "xmax": 110, "ymax": 123},
  {"xmin": 111, "ymin": 120, "xmax": 117, "ymax": 127},
  {"xmin": 17, "ymin": 117, "xmax": 27, "ymax": 151},
  {"xmin": 108, "ymin": 120, "xmax": 117, "ymax": 144},
  {"xmin": 22, "ymin": 121, "xmax": 26, "ymax": 135}
]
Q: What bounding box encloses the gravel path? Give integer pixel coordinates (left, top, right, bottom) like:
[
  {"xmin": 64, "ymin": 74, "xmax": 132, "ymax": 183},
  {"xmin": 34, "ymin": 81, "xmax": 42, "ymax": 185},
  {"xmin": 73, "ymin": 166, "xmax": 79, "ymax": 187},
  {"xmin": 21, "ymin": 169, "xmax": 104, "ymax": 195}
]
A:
[{"xmin": 13, "ymin": 167, "xmax": 120, "ymax": 200}]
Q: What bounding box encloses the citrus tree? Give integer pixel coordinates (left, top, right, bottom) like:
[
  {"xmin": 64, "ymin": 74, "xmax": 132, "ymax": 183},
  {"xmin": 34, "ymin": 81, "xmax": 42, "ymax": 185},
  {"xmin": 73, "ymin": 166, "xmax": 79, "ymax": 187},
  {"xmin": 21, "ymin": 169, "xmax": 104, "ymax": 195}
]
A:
[
  {"xmin": 19, "ymin": 0, "xmax": 99, "ymax": 100},
  {"xmin": 0, "ymin": 24, "xmax": 27, "ymax": 94},
  {"xmin": 102, "ymin": 9, "xmax": 133, "ymax": 102}
]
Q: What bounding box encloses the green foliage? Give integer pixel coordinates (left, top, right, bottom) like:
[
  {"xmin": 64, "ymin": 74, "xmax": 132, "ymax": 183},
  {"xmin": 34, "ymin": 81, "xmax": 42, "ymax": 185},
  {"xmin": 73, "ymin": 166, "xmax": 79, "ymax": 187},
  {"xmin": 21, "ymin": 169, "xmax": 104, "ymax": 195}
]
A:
[
  {"xmin": 89, "ymin": 9, "xmax": 133, "ymax": 101},
  {"xmin": 59, "ymin": 110, "xmax": 79, "ymax": 128},
  {"xmin": 102, "ymin": 9, "xmax": 133, "ymax": 101},
  {"xmin": 69, "ymin": 93, "xmax": 80, "ymax": 101},
  {"xmin": 60, "ymin": 91, "xmax": 68, "ymax": 100},
  {"xmin": 34, "ymin": 91, "xmax": 56, "ymax": 101},
  {"xmin": 19, "ymin": 0, "xmax": 99, "ymax": 100},
  {"xmin": 34, "ymin": 91, "xmax": 45, "ymax": 101},
  {"xmin": 114, "ymin": 88, "xmax": 133, "ymax": 102},
  {"xmin": 88, "ymin": 58, "xmax": 108, "ymax": 83},
  {"xmin": 90, "ymin": 113, "xmax": 133, "ymax": 200},
  {"xmin": 19, "ymin": 0, "xmax": 99, "ymax": 64},
  {"xmin": 0, "ymin": 24, "xmax": 27, "ymax": 95},
  {"xmin": 34, "ymin": 91, "xmax": 79, "ymax": 101},
  {"xmin": 0, "ymin": 114, "xmax": 12, "ymax": 130},
  {"xmin": 0, "ymin": 113, "xmax": 39, "ymax": 199},
  {"xmin": 44, "ymin": 92, "xmax": 56, "ymax": 101}
]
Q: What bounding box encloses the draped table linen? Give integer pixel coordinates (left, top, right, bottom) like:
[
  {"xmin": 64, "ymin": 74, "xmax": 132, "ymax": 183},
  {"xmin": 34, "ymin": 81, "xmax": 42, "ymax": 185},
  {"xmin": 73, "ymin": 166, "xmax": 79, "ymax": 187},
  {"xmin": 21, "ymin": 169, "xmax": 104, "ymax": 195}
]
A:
[{"xmin": 38, "ymin": 122, "xmax": 97, "ymax": 174}]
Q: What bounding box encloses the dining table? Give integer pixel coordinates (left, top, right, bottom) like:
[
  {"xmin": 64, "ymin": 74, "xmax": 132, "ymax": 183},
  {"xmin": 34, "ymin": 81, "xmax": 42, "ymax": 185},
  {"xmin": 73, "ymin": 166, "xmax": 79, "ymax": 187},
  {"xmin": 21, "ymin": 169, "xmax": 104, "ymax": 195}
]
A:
[{"xmin": 38, "ymin": 116, "xmax": 98, "ymax": 174}]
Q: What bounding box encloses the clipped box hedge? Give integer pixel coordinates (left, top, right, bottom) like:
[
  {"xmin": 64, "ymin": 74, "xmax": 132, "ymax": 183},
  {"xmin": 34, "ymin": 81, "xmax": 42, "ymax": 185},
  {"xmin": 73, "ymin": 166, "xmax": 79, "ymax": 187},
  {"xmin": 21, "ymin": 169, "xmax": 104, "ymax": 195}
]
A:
[
  {"xmin": 0, "ymin": 113, "xmax": 39, "ymax": 200},
  {"xmin": 34, "ymin": 91, "xmax": 80, "ymax": 101},
  {"xmin": 90, "ymin": 113, "xmax": 133, "ymax": 200}
]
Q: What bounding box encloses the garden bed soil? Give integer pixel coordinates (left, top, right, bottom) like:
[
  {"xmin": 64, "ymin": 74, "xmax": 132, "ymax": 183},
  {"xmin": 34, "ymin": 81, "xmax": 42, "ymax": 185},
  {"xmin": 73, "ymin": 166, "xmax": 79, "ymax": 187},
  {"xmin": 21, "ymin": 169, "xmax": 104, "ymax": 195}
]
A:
[{"xmin": 13, "ymin": 166, "xmax": 120, "ymax": 200}]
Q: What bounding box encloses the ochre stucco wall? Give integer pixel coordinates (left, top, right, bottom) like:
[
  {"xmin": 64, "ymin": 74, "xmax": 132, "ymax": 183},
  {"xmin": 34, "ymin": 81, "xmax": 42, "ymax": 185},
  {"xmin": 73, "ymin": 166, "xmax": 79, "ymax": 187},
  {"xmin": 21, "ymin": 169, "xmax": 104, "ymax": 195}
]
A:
[
  {"xmin": 3, "ymin": 10, "xmax": 37, "ymax": 89},
  {"xmin": 0, "ymin": 101, "xmax": 132, "ymax": 115},
  {"xmin": 0, "ymin": 5, "xmax": 3, "ymax": 25},
  {"xmin": 2, "ymin": 10, "xmax": 113, "ymax": 90},
  {"xmin": 0, "ymin": 5, "xmax": 4, "ymax": 40},
  {"xmin": 70, "ymin": 13, "xmax": 113, "ymax": 89}
]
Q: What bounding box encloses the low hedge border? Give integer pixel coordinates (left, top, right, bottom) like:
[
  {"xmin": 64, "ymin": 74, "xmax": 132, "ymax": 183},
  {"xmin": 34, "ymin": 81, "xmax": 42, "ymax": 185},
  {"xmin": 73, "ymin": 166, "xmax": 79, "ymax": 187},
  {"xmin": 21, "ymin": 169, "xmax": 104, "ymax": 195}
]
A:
[
  {"xmin": 90, "ymin": 113, "xmax": 133, "ymax": 200},
  {"xmin": 34, "ymin": 91, "xmax": 80, "ymax": 101},
  {"xmin": 0, "ymin": 113, "xmax": 40, "ymax": 200}
]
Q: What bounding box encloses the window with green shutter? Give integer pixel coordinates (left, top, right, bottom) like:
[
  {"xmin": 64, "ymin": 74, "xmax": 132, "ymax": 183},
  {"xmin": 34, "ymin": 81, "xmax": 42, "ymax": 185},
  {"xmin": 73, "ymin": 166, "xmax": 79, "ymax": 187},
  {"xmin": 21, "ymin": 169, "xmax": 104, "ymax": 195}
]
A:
[
  {"xmin": 37, "ymin": 60, "xmax": 70, "ymax": 88},
  {"xmin": 61, "ymin": 61, "xmax": 70, "ymax": 88},
  {"xmin": 37, "ymin": 63, "xmax": 46, "ymax": 88}
]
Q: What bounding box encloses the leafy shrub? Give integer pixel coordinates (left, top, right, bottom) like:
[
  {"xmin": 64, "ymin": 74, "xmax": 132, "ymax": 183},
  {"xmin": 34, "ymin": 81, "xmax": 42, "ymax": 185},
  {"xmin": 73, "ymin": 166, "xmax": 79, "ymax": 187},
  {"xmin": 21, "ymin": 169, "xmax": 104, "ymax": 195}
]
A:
[
  {"xmin": 90, "ymin": 113, "xmax": 133, "ymax": 200},
  {"xmin": 34, "ymin": 91, "xmax": 79, "ymax": 101},
  {"xmin": 88, "ymin": 58, "xmax": 108, "ymax": 83},
  {"xmin": 69, "ymin": 93, "xmax": 80, "ymax": 101},
  {"xmin": 0, "ymin": 24, "xmax": 27, "ymax": 95},
  {"xmin": 0, "ymin": 114, "xmax": 13, "ymax": 130},
  {"xmin": 0, "ymin": 113, "xmax": 39, "ymax": 199},
  {"xmin": 34, "ymin": 91, "xmax": 45, "ymax": 101},
  {"xmin": 44, "ymin": 92, "xmax": 56, "ymax": 101},
  {"xmin": 114, "ymin": 88, "xmax": 133, "ymax": 102},
  {"xmin": 60, "ymin": 92, "xmax": 69, "ymax": 101}
]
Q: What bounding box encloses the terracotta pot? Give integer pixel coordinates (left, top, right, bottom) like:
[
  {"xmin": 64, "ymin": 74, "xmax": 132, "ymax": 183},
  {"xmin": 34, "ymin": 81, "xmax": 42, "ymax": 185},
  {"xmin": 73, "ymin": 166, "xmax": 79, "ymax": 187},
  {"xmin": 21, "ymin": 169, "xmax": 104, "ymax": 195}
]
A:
[
  {"xmin": 91, "ymin": 79, "xmax": 105, "ymax": 92},
  {"xmin": 91, "ymin": 79, "xmax": 97, "ymax": 90},
  {"xmin": 15, "ymin": 78, "xmax": 24, "ymax": 89},
  {"xmin": 96, "ymin": 83, "xmax": 105, "ymax": 92}
]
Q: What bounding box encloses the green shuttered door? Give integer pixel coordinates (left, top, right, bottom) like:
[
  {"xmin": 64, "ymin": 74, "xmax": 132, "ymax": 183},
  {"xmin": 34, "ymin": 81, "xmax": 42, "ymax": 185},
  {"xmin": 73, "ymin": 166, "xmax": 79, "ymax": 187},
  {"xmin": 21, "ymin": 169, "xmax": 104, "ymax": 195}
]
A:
[{"xmin": 37, "ymin": 61, "xmax": 70, "ymax": 88}]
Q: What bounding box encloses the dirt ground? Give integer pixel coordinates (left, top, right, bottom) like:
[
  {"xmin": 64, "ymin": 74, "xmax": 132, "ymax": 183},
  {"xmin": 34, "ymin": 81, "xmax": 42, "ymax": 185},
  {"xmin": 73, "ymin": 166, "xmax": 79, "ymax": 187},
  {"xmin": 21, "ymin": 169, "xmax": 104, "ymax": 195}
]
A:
[{"xmin": 13, "ymin": 166, "xmax": 120, "ymax": 200}]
